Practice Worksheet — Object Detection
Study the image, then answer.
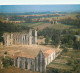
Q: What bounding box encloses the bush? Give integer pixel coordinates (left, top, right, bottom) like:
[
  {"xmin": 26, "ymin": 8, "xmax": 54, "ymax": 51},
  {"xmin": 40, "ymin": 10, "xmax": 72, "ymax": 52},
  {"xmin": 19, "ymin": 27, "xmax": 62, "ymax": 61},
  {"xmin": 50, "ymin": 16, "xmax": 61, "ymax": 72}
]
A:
[
  {"xmin": 63, "ymin": 71, "xmax": 72, "ymax": 73},
  {"xmin": 63, "ymin": 48, "xmax": 68, "ymax": 52},
  {"xmin": 67, "ymin": 60, "xmax": 74, "ymax": 66},
  {"xmin": 4, "ymin": 51, "xmax": 7, "ymax": 55},
  {"xmin": 2, "ymin": 56, "xmax": 13, "ymax": 68},
  {"xmin": 47, "ymin": 68, "xmax": 61, "ymax": 73},
  {"xmin": 45, "ymin": 36, "xmax": 50, "ymax": 44}
]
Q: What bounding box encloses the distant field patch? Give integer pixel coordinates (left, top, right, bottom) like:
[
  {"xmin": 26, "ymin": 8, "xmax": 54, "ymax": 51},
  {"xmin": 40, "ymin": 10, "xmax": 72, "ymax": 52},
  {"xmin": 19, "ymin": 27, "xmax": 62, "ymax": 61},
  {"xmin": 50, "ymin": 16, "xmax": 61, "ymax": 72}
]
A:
[{"xmin": 34, "ymin": 22, "xmax": 73, "ymax": 30}]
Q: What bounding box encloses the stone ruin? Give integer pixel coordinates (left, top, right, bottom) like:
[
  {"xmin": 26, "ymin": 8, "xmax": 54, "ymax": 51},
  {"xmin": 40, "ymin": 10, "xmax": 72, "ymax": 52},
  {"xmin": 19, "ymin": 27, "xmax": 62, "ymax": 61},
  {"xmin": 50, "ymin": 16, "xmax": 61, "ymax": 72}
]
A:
[{"xmin": 3, "ymin": 29, "xmax": 37, "ymax": 46}]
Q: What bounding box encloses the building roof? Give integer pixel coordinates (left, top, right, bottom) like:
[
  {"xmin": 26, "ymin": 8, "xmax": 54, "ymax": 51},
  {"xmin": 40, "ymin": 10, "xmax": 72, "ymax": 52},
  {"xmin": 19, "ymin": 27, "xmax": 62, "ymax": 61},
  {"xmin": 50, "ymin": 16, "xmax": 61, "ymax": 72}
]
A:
[
  {"xmin": 1, "ymin": 45, "xmax": 56, "ymax": 59},
  {"xmin": 43, "ymin": 49, "xmax": 55, "ymax": 58}
]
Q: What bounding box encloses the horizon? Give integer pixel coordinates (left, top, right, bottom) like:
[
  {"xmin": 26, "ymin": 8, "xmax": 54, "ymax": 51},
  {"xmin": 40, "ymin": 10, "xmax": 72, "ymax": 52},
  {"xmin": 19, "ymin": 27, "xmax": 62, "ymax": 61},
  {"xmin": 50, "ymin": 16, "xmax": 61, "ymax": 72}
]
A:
[{"xmin": 0, "ymin": 5, "xmax": 80, "ymax": 13}]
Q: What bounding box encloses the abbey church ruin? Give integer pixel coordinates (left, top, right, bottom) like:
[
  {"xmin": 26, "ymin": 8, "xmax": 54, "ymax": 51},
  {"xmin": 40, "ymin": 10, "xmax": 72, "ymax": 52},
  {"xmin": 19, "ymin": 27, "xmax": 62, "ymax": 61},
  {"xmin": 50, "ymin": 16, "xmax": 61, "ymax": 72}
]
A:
[
  {"xmin": 3, "ymin": 29, "xmax": 37, "ymax": 46},
  {"xmin": 2, "ymin": 29, "xmax": 61, "ymax": 73}
]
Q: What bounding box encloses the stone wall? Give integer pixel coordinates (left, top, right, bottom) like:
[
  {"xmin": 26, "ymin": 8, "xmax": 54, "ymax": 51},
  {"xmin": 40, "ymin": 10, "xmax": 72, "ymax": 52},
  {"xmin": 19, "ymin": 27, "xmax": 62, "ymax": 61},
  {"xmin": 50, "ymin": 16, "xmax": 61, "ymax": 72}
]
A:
[
  {"xmin": 14, "ymin": 57, "xmax": 35, "ymax": 71},
  {"xmin": 3, "ymin": 29, "xmax": 38, "ymax": 46},
  {"xmin": 35, "ymin": 50, "xmax": 46, "ymax": 72},
  {"xmin": 14, "ymin": 50, "xmax": 56, "ymax": 73}
]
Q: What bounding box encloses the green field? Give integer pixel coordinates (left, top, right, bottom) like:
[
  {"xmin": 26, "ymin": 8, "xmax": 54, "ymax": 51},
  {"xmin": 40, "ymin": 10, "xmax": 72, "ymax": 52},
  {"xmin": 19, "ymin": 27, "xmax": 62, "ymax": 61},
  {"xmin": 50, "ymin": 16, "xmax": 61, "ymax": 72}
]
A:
[{"xmin": 47, "ymin": 49, "xmax": 80, "ymax": 72}]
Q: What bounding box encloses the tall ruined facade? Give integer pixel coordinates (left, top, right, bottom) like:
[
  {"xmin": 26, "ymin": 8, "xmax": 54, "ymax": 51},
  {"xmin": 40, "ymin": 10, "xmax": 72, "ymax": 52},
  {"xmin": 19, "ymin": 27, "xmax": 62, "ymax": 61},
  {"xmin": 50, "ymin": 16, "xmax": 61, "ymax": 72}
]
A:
[
  {"xmin": 3, "ymin": 29, "xmax": 37, "ymax": 46},
  {"xmin": 13, "ymin": 50, "xmax": 56, "ymax": 73}
]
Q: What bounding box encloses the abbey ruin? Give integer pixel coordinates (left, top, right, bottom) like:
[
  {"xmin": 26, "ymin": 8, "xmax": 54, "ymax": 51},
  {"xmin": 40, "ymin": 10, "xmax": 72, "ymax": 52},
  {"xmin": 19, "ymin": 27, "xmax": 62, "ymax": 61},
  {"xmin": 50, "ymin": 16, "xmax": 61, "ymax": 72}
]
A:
[
  {"xmin": 2, "ymin": 29, "xmax": 61, "ymax": 73},
  {"xmin": 3, "ymin": 29, "xmax": 37, "ymax": 46},
  {"xmin": 13, "ymin": 48, "xmax": 56, "ymax": 73}
]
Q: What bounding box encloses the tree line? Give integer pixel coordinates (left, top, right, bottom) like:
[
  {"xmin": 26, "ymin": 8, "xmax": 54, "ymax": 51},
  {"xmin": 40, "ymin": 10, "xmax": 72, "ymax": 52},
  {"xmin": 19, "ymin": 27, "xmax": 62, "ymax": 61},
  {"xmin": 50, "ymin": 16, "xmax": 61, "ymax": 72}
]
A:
[
  {"xmin": 0, "ymin": 21, "xmax": 30, "ymax": 42},
  {"xmin": 38, "ymin": 27, "xmax": 80, "ymax": 49},
  {"xmin": 58, "ymin": 17, "xmax": 80, "ymax": 28}
]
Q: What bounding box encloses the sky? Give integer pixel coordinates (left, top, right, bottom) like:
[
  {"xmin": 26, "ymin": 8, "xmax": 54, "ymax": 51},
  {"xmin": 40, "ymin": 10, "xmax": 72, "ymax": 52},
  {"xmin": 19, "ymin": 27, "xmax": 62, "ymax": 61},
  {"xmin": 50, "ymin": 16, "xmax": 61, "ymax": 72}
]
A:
[
  {"xmin": 0, "ymin": 0, "xmax": 80, "ymax": 5},
  {"xmin": 0, "ymin": 0, "xmax": 80, "ymax": 13},
  {"xmin": 0, "ymin": 5, "xmax": 80, "ymax": 13}
]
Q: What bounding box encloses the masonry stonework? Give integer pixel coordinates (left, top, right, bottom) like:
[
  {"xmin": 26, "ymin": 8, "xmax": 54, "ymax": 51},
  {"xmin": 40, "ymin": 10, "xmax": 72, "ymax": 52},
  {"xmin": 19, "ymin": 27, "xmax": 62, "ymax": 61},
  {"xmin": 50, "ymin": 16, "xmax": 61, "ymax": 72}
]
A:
[
  {"xmin": 3, "ymin": 29, "xmax": 37, "ymax": 46},
  {"xmin": 13, "ymin": 49, "xmax": 56, "ymax": 73},
  {"xmin": 3, "ymin": 29, "xmax": 61, "ymax": 73}
]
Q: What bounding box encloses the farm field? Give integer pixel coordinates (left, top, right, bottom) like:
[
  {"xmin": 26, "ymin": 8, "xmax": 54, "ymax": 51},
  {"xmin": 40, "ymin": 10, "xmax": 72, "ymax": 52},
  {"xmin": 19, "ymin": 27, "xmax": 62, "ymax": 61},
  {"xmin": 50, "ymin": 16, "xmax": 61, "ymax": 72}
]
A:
[
  {"xmin": 34, "ymin": 22, "xmax": 73, "ymax": 30},
  {"xmin": 47, "ymin": 49, "xmax": 80, "ymax": 72}
]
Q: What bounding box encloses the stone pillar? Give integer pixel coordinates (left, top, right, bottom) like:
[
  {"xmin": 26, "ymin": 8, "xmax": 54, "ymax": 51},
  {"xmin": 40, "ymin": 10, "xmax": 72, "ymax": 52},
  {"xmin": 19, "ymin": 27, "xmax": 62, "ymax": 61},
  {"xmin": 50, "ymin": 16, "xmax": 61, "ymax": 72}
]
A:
[
  {"xmin": 23, "ymin": 35, "xmax": 25, "ymax": 45},
  {"xmin": 18, "ymin": 34, "xmax": 20, "ymax": 44},
  {"xmin": 10, "ymin": 33, "xmax": 13, "ymax": 45},
  {"xmin": 23, "ymin": 59, "xmax": 26, "ymax": 69},
  {"xmin": 16, "ymin": 35, "xmax": 19, "ymax": 45},
  {"xmin": 26, "ymin": 35, "xmax": 28, "ymax": 45},
  {"xmin": 14, "ymin": 59, "xmax": 16, "ymax": 66},
  {"xmin": 29, "ymin": 29, "xmax": 32, "ymax": 45},
  {"xmin": 21, "ymin": 58, "xmax": 25, "ymax": 69},
  {"xmin": 19, "ymin": 34, "xmax": 22, "ymax": 45},
  {"xmin": 34, "ymin": 30, "xmax": 37, "ymax": 44},
  {"xmin": 32, "ymin": 60, "xmax": 35, "ymax": 71},
  {"xmin": 7, "ymin": 35, "xmax": 10, "ymax": 46},
  {"xmin": 35, "ymin": 57, "xmax": 38, "ymax": 71},
  {"xmin": 15, "ymin": 35, "xmax": 17, "ymax": 45},
  {"xmin": 17, "ymin": 57, "xmax": 21, "ymax": 68},
  {"xmin": 22, "ymin": 35, "xmax": 24, "ymax": 45},
  {"xmin": 27, "ymin": 59, "xmax": 31, "ymax": 69},
  {"xmin": 3, "ymin": 34, "xmax": 6, "ymax": 46}
]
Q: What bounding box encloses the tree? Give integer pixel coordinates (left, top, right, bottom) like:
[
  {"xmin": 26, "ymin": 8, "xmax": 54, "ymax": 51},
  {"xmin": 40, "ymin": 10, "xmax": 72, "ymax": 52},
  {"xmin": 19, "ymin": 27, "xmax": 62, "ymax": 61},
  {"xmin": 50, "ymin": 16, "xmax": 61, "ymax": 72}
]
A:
[
  {"xmin": 45, "ymin": 36, "xmax": 49, "ymax": 44},
  {"xmin": 2, "ymin": 56, "xmax": 13, "ymax": 68},
  {"xmin": 74, "ymin": 41, "xmax": 80, "ymax": 49},
  {"xmin": 51, "ymin": 32, "xmax": 60, "ymax": 47},
  {"xmin": 4, "ymin": 51, "xmax": 7, "ymax": 55}
]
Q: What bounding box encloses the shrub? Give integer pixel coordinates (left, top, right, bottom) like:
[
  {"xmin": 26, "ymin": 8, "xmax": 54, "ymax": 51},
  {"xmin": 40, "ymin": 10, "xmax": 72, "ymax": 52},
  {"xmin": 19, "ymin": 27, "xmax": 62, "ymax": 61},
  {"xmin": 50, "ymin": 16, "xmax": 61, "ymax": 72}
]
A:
[
  {"xmin": 63, "ymin": 48, "xmax": 68, "ymax": 52},
  {"xmin": 67, "ymin": 60, "xmax": 74, "ymax": 66},
  {"xmin": 2, "ymin": 56, "xmax": 13, "ymax": 68},
  {"xmin": 45, "ymin": 36, "xmax": 50, "ymax": 44},
  {"xmin": 4, "ymin": 51, "xmax": 7, "ymax": 55}
]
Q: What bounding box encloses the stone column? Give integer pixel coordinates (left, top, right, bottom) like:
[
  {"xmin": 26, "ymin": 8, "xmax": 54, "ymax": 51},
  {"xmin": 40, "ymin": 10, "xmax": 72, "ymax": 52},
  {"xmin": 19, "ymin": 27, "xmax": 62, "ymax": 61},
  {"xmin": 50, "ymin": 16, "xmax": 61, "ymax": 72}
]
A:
[
  {"xmin": 23, "ymin": 35, "xmax": 25, "ymax": 45},
  {"xmin": 15, "ymin": 35, "xmax": 17, "ymax": 45},
  {"xmin": 26, "ymin": 35, "xmax": 28, "ymax": 45},
  {"xmin": 3, "ymin": 34, "xmax": 7, "ymax": 46},
  {"xmin": 29, "ymin": 29, "xmax": 32, "ymax": 45},
  {"xmin": 27, "ymin": 59, "xmax": 31, "ymax": 70},
  {"xmin": 14, "ymin": 59, "xmax": 16, "ymax": 66},
  {"xmin": 35, "ymin": 57, "xmax": 38, "ymax": 71},
  {"xmin": 17, "ymin": 57, "xmax": 21, "ymax": 68},
  {"xmin": 7, "ymin": 35, "xmax": 10, "ymax": 46},
  {"xmin": 10, "ymin": 33, "xmax": 13, "ymax": 45},
  {"xmin": 34, "ymin": 30, "xmax": 37, "ymax": 44},
  {"xmin": 22, "ymin": 35, "xmax": 24, "ymax": 45},
  {"xmin": 19, "ymin": 34, "xmax": 22, "ymax": 45},
  {"xmin": 21, "ymin": 58, "xmax": 25, "ymax": 69}
]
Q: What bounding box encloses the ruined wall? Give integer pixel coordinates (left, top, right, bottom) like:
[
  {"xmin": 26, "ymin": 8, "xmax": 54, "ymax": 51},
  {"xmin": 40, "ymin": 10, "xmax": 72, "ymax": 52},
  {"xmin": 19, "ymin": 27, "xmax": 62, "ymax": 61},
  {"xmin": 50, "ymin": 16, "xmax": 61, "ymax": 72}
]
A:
[
  {"xmin": 14, "ymin": 57, "xmax": 35, "ymax": 71},
  {"xmin": 3, "ymin": 29, "xmax": 37, "ymax": 46},
  {"xmin": 45, "ymin": 51, "xmax": 56, "ymax": 66},
  {"xmin": 14, "ymin": 50, "xmax": 46, "ymax": 72},
  {"xmin": 13, "ymin": 50, "xmax": 56, "ymax": 72},
  {"xmin": 35, "ymin": 50, "xmax": 46, "ymax": 72},
  {"xmin": 3, "ymin": 33, "xmax": 13, "ymax": 46}
]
